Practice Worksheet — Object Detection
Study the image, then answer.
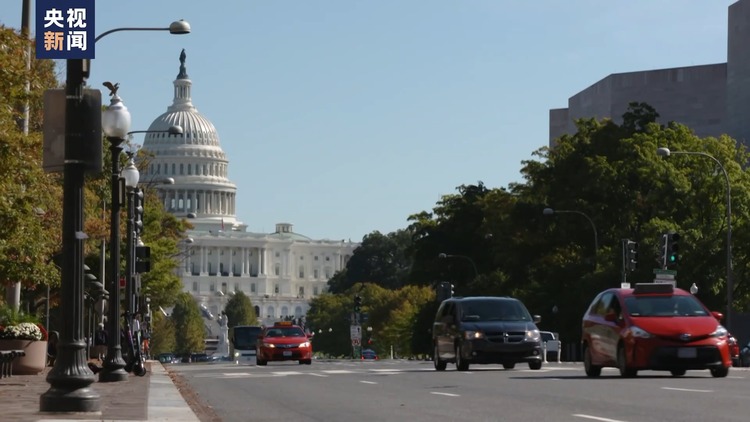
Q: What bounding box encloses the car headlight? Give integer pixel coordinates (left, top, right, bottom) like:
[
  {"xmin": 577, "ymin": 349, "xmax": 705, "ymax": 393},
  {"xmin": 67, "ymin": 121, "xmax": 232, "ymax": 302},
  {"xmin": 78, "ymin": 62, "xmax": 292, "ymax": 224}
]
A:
[
  {"xmin": 299, "ymin": 342, "xmax": 310, "ymax": 348},
  {"xmin": 464, "ymin": 330, "xmax": 485, "ymax": 340},
  {"xmin": 234, "ymin": 351, "xmax": 240, "ymax": 358},
  {"xmin": 711, "ymin": 325, "xmax": 728, "ymax": 338},
  {"xmin": 262, "ymin": 342, "xmax": 276, "ymax": 348},
  {"xmin": 525, "ymin": 329, "xmax": 541, "ymax": 342},
  {"xmin": 629, "ymin": 326, "xmax": 652, "ymax": 339}
]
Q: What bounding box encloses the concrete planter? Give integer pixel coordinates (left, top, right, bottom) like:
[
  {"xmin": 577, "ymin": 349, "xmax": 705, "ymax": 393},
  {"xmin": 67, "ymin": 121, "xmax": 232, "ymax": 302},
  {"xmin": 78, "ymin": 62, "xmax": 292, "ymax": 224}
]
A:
[{"xmin": 0, "ymin": 339, "xmax": 48, "ymax": 375}]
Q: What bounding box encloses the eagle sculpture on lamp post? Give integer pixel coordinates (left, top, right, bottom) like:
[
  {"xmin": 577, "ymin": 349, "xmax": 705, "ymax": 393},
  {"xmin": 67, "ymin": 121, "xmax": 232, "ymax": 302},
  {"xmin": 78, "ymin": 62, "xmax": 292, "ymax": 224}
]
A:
[{"xmin": 102, "ymin": 81, "xmax": 119, "ymax": 97}]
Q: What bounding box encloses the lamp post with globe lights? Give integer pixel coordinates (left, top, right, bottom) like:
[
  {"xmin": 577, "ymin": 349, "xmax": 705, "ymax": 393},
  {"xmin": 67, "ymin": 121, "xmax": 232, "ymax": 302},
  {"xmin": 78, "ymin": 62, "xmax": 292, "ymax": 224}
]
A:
[
  {"xmin": 121, "ymin": 159, "xmax": 140, "ymax": 328},
  {"xmin": 40, "ymin": 20, "xmax": 191, "ymax": 413}
]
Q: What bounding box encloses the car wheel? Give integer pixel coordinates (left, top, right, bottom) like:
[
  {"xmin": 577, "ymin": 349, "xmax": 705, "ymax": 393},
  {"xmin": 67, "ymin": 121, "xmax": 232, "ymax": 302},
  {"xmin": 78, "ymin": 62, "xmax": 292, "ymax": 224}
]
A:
[
  {"xmin": 455, "ymin": 343, "xmax": 469, "ymax": 371},
  {"xmin": 528, "ymin": 360, "xmax": 542, "ymax": 370},
  {"xmin": 303, "ymin": 359, "xmax": 312, "ymax": 365},
  {"xmin": 617, "ymin": 344, "xmax": 637, "ymax": 378},
  {"xmin": 670, "ymin": 369, "xmax": 686, "ymax": 377},
  {"xmin": 710, "ymin": 366, "xmax": 729, "ymax": 378},
  {"xmin": 256, "ymin": 358, "xmax": 267, "ymax": 366},
  {"xmin": 433, "ymin": 344, "xmax": 447, "ymax": 371},
  {"xmin": 502, "ymin": 362, "xmax": 515, "ymax": 370},
  {"xmin": 583, "ymin": 344, "xmax": 601, "ymax": 377}
]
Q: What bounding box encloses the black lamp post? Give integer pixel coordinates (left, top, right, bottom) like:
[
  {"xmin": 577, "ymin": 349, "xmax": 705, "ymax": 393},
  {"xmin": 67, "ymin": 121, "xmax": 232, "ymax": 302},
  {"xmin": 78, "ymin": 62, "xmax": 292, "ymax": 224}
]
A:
[
  {"xmin": 98, "ymin": 91, "xmax": 131, "ymax": 382},
  {"xmin": 40, "ymin": 19, "xmax": 191, "ymax": 413},
  {"xmin": 122, "ymin": 159, "xmax": 140, "ymax": 326}
]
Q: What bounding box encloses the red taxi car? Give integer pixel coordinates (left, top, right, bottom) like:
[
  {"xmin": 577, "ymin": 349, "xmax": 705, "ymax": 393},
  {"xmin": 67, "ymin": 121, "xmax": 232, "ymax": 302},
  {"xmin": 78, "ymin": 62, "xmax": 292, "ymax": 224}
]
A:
[
  {"xmin": 582, "ymin": 283, "xmax": 732, "ymax": 378},
  {"xmin": 256, "ymin": 322, "xmax": 313, "ymax": 365}
]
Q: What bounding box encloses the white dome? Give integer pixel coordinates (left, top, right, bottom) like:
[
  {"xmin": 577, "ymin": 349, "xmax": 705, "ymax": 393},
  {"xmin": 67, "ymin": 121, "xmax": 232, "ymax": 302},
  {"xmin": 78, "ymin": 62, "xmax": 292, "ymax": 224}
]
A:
[{"xmin": 140, "ymin": 49, "xmax": 243, "ymax": 231}]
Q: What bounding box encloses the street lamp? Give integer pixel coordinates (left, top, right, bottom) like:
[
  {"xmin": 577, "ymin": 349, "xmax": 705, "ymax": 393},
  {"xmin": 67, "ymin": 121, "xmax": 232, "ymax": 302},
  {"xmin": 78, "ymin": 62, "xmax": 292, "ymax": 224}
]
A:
[
  {"xmin": 437, "ymin": 253, "xmax": 479, "ymax": 280},
  {"xmin": 41, "ymin": 20, "xmax": 191, "ymax": 413},
  {"xmin": 543, "ymin": 207, "xmax": 599, "ymax": 265},
  {"xmin": 656, "ymin": 147, "xmax": 733, "ymax": 331},
  {"xmin": 122, "ymin": 158, "xmax": 140, "ymax": 327},
  {"xmin": 98, "ymin": 90, "xmax": 130, "ymax": 382}
]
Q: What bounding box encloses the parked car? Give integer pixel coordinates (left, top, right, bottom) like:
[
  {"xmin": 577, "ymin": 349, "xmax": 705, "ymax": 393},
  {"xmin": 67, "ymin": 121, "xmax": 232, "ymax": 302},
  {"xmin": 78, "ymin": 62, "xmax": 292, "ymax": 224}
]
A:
[
  {"xmin": 156, "ymin": 353, "xmax": 179, "ymax": 364},
  {"xmin": 728, "ymin": 333, "xmax": 741, "ymax": 367},
  {"xmin": 361, "ymin": 348, "xmax": 378, "ymax": 360},
  {"xmin": 739, "ymin": 341, "xmax": 750, "ymax": 367},
  {"xmin": 432, "ymin": 296, "xmax": 543, "ymax": 371},
  {"xmin": 581, "ymin": 283, "xmax": 732, "ymax": 378}
]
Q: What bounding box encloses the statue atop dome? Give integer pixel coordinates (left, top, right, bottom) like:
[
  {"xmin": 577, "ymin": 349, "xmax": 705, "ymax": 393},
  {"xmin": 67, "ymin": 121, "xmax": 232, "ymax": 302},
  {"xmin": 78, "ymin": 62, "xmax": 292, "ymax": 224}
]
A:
[{"xmin": 177, "ymin": 49, "xmax": 189, "ymax": 79}]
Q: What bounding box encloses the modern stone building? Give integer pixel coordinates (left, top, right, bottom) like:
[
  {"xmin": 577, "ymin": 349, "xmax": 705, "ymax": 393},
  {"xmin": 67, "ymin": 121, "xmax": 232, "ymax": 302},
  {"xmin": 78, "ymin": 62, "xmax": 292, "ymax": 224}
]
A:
[
  {"xmin": 550, "ymin": 0, "xmax": 750, "ymax": 146},
  {"xmin": 141, "ymin": 50, "xmax": 358, "ymax": 326}
]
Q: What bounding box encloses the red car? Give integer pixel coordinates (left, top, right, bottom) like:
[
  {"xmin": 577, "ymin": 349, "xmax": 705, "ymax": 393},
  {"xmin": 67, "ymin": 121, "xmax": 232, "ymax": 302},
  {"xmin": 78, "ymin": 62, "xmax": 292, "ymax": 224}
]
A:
[
  {"xmin": 256, "ymin": 321, "xmax": 313, "ymax": 365},
  {"xmin": 581, "ymin": 283, "xmax": 732, "ymax": 378}
]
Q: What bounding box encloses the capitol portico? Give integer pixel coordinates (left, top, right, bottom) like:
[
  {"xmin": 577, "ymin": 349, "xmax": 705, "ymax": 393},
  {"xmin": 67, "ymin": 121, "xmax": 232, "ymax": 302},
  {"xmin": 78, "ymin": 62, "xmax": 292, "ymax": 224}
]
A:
[{"xmin": 140, "ymin": 50, "xmax": 357, "ymax": 325}]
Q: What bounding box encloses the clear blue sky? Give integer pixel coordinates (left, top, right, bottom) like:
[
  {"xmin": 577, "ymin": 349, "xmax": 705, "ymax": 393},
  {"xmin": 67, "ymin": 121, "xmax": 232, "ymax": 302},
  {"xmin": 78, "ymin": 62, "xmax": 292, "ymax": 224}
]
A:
[{"xmin": 1, "ymin": 0, "xmax": 735, "ymax": 241}]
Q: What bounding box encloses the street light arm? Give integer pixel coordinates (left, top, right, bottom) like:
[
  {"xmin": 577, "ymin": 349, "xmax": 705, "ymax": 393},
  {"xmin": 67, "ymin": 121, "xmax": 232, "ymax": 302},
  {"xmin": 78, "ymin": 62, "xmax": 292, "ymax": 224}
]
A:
[
  {"xmin": 95, "ymin": 21, "xmax": 191, "ymax": 43},
  {"xmin": 552, "ymin": 210, "xmax": 599, "ymax": 252},
  {"xmin": 666, "ymin": 149, "xmax": 733, "ymax": 329}
]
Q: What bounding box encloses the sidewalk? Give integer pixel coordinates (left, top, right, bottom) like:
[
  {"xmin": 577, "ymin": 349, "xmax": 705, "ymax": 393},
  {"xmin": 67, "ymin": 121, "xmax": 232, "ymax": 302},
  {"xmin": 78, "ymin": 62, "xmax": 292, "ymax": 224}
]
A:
[{"xmin": 0, "ymin": 361, "xmax": 199, "ymax": 422}]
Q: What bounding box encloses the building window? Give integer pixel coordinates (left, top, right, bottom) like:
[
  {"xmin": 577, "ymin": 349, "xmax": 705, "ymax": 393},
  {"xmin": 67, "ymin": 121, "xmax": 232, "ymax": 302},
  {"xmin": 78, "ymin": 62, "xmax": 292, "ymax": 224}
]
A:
[
  {"xmin": 221, "ymin": 282, "xmax": 227, "ymax": 294},
  {"xmin": 299, "ymin": 268, "xmax": 304, "ymax": 278},
  {"xmin": 274, "ymin": 285, "xmax": 279, "ymax": 294},
  {"xmin": 192, "ymin": 281, "xmax": 198, "ymax": 292},
  {"xmin": 326, "ymin": 257, "xmax": 330, "ymax": 261},
  {"xmin": 209, "ymin": 283, "xmax": 215, "ymax": 292},
  {"xmin": 234, "ymin": 283, "xmax": 239, "ymax": 292},
  {"xmin": 251, "ymin": 283, "xmax": 256, "ymax": 293},
  {"xmin": 275, "ymin": 265, "xmax": 280, "ymax": 276},
  {"xmin": 314, "ymin": 269, "xmax": 319, "ymax": 279},
  {"xmin": 275, "ymin": 252, "xmax": 280, "ymax": 257},
  {"xmin": 313, "ymin": 286, "xmax": 319, "ymax": 296},
  {"xmin": 298, "ymin": 286, "xmax": 304, "ymax": 296},
  {"xmin": 300, "ymin": 256, "xmax": 304, "ymax": 260},
  {"xmin": 314, "ymin": 256, "xmax": 318, "ymax": 261}
]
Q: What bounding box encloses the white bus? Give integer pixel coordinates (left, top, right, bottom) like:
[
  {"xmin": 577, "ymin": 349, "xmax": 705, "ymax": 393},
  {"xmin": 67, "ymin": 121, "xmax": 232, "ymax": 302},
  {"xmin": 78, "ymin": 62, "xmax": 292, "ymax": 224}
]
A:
[{"xmin": 229, "ymin": 325, "xmax": 263, "ymax": 364}]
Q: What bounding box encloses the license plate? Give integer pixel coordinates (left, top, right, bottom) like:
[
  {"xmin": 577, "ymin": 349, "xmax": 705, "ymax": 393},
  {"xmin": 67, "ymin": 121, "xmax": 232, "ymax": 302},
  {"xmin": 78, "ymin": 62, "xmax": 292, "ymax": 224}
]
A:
[
  {"xmin": 677, "ymin": 347, "xmax": 697, "ymax": 358},
  {"xmin": 283, "ymin": 351, "xmax": 292, "ymax": 357}
]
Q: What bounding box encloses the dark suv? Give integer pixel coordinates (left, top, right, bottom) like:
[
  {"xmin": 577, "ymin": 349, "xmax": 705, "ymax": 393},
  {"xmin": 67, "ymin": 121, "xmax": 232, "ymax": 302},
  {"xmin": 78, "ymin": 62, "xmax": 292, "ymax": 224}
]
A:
[{"xmin": 432, "ymin": 296, "xmax": 543, "ymax": 371}]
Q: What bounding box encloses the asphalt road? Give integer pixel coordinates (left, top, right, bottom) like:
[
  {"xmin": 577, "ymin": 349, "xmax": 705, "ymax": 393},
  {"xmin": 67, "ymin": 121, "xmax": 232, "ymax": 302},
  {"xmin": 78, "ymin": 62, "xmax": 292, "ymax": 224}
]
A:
[{"xmin": 169, "ymin": 359, "xmax": 750, "ymax": 422}]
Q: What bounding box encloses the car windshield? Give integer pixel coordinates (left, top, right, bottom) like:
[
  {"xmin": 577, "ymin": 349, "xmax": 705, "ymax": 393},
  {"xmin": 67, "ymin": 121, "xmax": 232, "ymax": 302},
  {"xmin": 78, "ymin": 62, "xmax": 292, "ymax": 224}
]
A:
[
  {"xmin": 460, "ymin": 300, "xmax": 532, "ymax": 322},
  {"xmin": 624, "ymin": 295, "xmax": 708, "ymax": 317}
]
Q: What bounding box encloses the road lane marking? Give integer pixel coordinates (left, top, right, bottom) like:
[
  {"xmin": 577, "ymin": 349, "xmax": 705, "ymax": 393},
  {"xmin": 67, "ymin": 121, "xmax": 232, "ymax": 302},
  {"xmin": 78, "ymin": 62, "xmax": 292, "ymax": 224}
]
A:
[
  {"xmin": 430, "ymin": 392, "xmax": 460, "ymax": 397},
  {"xmin": 308, "ymin": 373, "xmax": 328, "ymax": 377},
  {"xmin": 321, "ymin": 370, "xmax": 355, "ymax": 374},
  {"xmin": 661, "ymin": 387, "xmax": 713, "ymax": 393},
  {"xmin": 360, "ymin": 380, "xmax": 377, "ymax": 384},
  {"xmin": 573, "ymin": 414, "xmax": 628, "ymax": 422}
]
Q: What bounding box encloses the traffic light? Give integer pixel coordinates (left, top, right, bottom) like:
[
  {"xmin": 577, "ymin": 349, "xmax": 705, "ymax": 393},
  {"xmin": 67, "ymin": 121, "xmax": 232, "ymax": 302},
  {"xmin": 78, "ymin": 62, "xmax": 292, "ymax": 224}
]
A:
[
  {"xmin": 666, "ymin": 232, "xmax": 680, "ymax": 266},
  {"xmin": 354, "ymin": 295, "xmax": 362, "ymax": 313},
  {"xmin": 134, "ymin": 188, "xmax": 144, "ymax": 237},
  {"xmin": 135, "ymin": 245, "xmax": 151, "ymax": 273},
  {"xmin": 624, "ymin": 240, "xmax": 638, "ymax": 271}
]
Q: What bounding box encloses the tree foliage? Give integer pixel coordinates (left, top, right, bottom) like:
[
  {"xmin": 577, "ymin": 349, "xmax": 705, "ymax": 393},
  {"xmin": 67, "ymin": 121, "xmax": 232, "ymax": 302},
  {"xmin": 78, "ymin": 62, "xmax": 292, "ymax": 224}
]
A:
[
  {"xmin": 170, "ymin": 292, "xmax": 205, "ymax": 354},
  {"xmin": 223, "ymin": 291, "xmax": 257, "ymax": 327}
]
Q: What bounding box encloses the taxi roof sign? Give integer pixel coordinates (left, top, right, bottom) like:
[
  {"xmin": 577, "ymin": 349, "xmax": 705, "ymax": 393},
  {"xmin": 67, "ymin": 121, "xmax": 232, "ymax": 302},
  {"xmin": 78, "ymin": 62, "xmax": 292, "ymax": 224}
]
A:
[
  {"xmin": 633, "ymin": 283, "xmax": 674, "ymax": 295},
  {"xmin": 274, "ymin": 321, "xmax": 294, "ymax": 326}
]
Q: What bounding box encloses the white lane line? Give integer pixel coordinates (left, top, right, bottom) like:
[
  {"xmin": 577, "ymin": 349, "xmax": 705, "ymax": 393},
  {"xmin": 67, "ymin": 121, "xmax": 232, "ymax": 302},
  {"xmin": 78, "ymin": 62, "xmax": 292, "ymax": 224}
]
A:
[
  {"xmin": 661, "ymin": 387, "xmax": 713, "ymax": 393},
  {"xmin": 321, "ymin": 370, "xmax": 355, "ymax": 374},
  {"xmin": 430, "ymin": 392, "xmax": 460, "ymax": 397},
  {"xmin": 573, "ymin": 414, "xmax": 628, "ymax": 422},
  {"xmin": 271, "ymin": 371, "xmax": 303, "ymax": 376},
  {"xmin": 360, "ymin": 380, "xmax": 377, "ymax": 384},
  {"xmin": 308, "ymin": 373, "xmax": 328, "ymax": 377}
]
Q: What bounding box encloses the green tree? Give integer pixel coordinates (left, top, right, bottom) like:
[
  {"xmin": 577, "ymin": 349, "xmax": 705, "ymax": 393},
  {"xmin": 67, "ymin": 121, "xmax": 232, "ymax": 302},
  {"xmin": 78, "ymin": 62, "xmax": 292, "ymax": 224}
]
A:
[
  {"xmin": 0, "ymin": 25, "xmax": 62, "ymax": 311},
  {"xmin": 170, "ymin": 292, "xmax": 204, "ymax": 354},
  {"xmin": 149, "ymin": 311, "xmax": 176, "ymax": 355},
  {"xmin": 223, "ymin": 291, "xmax": 257, "ymax": 327}
]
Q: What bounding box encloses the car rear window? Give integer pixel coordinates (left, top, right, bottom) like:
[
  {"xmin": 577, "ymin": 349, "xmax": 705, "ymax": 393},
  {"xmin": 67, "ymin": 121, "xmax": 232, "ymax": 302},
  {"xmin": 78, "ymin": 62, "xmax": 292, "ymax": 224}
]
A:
[{"xmin": 624, "ymin": 295, "xmax": 708, "ymax": 317}]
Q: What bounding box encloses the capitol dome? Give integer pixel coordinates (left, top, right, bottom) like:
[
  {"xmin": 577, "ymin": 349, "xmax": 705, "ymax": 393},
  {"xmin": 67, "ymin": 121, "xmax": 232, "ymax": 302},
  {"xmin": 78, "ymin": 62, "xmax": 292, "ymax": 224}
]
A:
[{"xmin": 141, "ymin": 49, "xmax": 244, "ymax": 232}]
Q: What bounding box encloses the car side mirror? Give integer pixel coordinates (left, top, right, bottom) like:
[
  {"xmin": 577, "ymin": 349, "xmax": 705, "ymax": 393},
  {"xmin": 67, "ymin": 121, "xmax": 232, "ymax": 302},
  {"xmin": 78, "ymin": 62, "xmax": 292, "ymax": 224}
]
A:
[
  {"xmin": 711, "ymin": 311, "xmax": 724, "ymax": 322},
  {"xmin": 533, "ymin": 315, "xmax": 542, "ymax": 324}
]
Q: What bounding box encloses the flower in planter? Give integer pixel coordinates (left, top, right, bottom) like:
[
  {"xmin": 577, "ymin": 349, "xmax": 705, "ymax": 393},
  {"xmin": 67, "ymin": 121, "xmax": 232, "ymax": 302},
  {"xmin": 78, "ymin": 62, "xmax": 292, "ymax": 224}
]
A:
[{"xmin": 0, "ymin": 322, "xmax": 46, "ymax": 341}]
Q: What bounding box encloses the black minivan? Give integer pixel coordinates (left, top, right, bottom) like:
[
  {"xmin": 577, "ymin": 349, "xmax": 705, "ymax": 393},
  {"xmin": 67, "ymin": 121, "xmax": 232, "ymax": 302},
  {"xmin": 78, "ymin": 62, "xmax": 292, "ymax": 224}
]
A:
[{"xmin": 432, "ymin": 296, "xmax": 543, "ymax": 371}]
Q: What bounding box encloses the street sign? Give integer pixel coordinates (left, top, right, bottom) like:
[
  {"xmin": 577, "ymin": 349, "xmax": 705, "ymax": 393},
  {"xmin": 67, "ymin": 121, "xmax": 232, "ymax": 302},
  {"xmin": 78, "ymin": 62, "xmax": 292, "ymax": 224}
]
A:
[
  {"xmin": 350, "ymin": 325, "xmax": 361, "ymax": 340},
  {"xmin": 653, "ymin": 269, "xmax": 677, "ymax": 275},
  {"xmin": 352, "ymin": 338, "xmax": 361, "ymax": 346}
]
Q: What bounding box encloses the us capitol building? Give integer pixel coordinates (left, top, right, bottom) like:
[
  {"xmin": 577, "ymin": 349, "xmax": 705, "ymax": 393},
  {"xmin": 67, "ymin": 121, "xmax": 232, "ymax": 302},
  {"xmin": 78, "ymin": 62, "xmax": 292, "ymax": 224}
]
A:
[{"xmin": 140, "ymin": 50, "xmax": 358, "ymax": 326}]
